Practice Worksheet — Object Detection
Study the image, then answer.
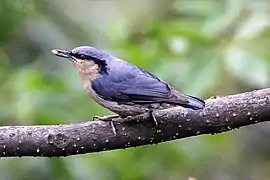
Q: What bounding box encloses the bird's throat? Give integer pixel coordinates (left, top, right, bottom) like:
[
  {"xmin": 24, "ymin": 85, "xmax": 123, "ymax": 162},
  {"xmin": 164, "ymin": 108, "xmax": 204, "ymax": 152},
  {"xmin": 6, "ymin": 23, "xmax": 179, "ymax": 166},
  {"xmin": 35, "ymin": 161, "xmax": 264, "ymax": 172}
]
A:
[{"xmin": 73, "ymin": 60, "xmax": 100, "ymax": 81}]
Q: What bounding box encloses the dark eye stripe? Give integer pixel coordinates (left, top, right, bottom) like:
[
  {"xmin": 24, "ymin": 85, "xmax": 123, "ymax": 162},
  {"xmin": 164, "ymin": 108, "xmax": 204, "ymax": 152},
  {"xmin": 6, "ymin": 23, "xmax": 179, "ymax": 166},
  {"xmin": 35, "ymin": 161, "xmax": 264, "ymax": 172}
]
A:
[
  {"xmin": 71, "ymin": 52, "xmax": 105, "ymax": 63},
  {"xmin": 72, "ymin": 53, "xmax": 87, "ymax": 59}
]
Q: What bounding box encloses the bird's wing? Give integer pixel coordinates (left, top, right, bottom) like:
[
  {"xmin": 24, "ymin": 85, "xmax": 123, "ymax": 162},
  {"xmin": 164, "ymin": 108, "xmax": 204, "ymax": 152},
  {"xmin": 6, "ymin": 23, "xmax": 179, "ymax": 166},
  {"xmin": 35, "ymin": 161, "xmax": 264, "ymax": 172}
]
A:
[{"xmin": 91, "ymin": 62, "xmax": 188, "ymax": 104}]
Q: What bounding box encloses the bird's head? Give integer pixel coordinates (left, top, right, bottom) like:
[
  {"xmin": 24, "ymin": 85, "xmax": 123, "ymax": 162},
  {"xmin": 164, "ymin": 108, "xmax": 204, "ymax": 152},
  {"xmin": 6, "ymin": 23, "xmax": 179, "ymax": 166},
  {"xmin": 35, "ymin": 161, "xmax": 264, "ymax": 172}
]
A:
[{"xmin": 52, "ymin": 46, "xmax": 110, "ymax": 75}]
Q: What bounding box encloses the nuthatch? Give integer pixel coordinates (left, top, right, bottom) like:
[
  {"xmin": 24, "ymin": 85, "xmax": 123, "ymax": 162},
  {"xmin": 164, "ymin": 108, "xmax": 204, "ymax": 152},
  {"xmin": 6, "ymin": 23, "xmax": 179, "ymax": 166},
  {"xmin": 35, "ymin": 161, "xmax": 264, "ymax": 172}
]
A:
[{"xmin": 52, "ymin": 46, "xmax": 205, "ymax": 134}]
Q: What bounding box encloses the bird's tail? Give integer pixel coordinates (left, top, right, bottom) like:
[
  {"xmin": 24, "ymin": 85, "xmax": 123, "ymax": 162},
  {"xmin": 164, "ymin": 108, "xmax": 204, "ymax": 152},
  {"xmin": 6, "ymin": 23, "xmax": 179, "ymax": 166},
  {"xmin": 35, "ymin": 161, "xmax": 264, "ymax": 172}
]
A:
[{"xmin": 183, "ymin": 95, "xmax": 205, "ymax": 110}]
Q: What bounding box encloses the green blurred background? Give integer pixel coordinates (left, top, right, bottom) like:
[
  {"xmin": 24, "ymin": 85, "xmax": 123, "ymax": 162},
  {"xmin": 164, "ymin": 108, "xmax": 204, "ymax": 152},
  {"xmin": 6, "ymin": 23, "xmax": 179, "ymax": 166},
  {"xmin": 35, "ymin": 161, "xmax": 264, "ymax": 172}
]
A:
[{"xmin": 0, "ymin": 0, "xmax": 270, "ymax": 179}]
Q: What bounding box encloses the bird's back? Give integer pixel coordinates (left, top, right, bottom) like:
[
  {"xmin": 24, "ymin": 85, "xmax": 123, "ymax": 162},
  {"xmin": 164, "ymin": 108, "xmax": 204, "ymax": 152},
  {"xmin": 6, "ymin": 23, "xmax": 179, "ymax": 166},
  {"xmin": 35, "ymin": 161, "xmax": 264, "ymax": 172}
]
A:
[{"xmin": 91, "ymin": 58, "xmax": 189, "ymax": 105}]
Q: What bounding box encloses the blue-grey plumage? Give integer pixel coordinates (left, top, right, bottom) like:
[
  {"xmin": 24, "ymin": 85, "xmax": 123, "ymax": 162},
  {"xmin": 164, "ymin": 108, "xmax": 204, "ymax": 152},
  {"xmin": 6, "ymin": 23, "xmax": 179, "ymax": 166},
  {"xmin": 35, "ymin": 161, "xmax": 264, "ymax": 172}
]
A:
[{"xmin": 51, "ymin": 46, "xmax": 205, "ymax": 118}]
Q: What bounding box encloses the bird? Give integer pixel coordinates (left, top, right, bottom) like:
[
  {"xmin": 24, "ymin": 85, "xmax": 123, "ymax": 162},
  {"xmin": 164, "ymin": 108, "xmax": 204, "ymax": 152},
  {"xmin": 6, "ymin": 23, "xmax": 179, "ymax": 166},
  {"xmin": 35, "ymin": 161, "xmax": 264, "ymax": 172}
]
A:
[{"xmin": 51, "ymin": 46, "xmax": 205, "ymax": 134}]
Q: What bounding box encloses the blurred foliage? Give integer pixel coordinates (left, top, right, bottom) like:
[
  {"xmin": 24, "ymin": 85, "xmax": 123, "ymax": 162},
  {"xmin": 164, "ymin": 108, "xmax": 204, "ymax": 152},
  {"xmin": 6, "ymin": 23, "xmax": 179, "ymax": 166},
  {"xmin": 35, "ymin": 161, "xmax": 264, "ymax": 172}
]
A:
[{"xmin": 0, "ymin": 0, "xmax": 270, "ymax": 180}]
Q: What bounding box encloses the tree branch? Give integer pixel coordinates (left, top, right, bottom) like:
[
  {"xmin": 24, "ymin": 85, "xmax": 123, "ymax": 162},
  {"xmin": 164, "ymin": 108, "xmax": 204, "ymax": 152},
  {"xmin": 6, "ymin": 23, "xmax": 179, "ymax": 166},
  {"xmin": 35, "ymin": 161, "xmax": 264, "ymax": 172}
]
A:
[{"xmin": 0, "ymin": 88, "xmax": 269, "ymax": 157}]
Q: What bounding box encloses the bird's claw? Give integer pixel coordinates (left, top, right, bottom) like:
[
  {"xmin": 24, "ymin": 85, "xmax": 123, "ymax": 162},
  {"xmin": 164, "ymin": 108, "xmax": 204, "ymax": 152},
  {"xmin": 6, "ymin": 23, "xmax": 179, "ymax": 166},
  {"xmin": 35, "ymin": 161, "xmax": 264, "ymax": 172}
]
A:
[
  {"xmin": 93, "ymin": 115, "xmax": 100, "ymax": 121},
  {"xmin": 149, "ymin": 110, "xmax": 159, "ymax": 128},
  {"xmin": 208, "ymin": 95, "xmax": 220, "ymax": 99},
  {"xmin": 92, "ymin": 115, "xmax": 119, "ymax": 136},
  {"xmin": 93, "ymin": 115, "xmax": 119, "ymax": 121}
]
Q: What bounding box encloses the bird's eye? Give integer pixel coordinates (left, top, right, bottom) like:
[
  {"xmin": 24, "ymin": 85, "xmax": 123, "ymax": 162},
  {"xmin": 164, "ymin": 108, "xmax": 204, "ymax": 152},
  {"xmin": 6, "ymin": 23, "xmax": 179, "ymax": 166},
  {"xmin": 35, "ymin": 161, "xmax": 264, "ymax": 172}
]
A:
[
  {"xmin": 73, "ymin": 53, "xmax": 87, "ymax": 59},
  {"xmin": 79, "ymin": 54, "xmax": 87, "ymax": 59}
]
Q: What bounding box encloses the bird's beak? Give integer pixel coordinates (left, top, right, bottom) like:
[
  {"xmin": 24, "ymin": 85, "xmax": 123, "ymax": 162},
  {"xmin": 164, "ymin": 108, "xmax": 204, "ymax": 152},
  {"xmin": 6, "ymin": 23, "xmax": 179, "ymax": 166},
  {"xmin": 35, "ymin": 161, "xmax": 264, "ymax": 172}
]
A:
[{"xmin": 51, "ymin": 49, "xmax": 74, "ymax": 61}]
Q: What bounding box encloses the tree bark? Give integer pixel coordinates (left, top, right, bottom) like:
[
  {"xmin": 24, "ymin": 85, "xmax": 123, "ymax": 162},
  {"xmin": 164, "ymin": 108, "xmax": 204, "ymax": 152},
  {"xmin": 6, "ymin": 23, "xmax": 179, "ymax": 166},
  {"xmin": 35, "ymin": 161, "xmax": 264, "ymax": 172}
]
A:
[{"xmin": 0, "ymin": 88, "xmax": 269, "ymax": 157}]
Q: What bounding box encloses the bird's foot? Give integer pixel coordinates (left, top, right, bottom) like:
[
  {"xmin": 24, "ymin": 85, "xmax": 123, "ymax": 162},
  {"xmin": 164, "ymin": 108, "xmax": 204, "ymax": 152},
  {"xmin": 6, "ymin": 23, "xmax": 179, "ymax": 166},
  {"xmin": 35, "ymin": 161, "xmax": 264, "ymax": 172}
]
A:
[
  {"xmin": 92, "ymin": 115, "xmax": 119, "ymax": 136},
  {"xmin": 93, "ymin": 114, "xmax": 119, "ymax": 121},
  {"xmin": 149, "ymin": 110, "xmax": 159, "ymax": 128}
]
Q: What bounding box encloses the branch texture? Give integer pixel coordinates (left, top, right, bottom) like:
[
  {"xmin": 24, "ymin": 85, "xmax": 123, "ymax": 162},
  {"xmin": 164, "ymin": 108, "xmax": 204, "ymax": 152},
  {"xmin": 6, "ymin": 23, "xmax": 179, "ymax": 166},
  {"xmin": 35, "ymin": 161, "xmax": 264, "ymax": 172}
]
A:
[{"xmin": 0, "ymin": 88, "xmax": 270, "ymax": 157}]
